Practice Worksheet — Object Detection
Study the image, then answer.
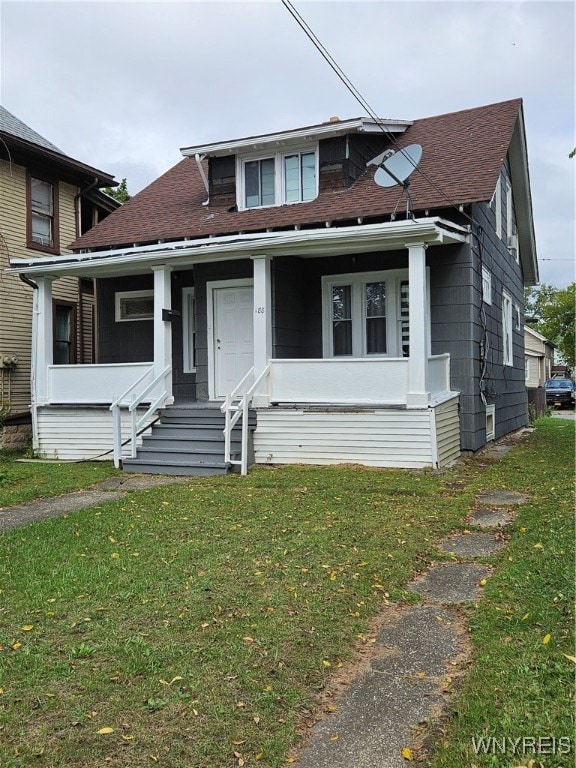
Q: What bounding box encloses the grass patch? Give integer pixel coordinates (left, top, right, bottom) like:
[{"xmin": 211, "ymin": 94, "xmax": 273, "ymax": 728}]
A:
[
  {"xmin": 0, "ymin": 454, "xmax": 120, "ymax": 507},
  {"xmin": 0, "ymin": 420, "xmax": 573, "ymax": 767},
  {"xmin": 428, "ymin": 418, "xmax": 575, "ymax": 768}
]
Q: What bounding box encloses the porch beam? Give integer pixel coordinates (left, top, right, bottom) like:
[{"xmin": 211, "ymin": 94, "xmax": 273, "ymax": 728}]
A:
[
  {"xmin": 151, "ymin": 265, "xmax": 173, "ymax": 397},
  {"xmin": 406, "ymin": 243, "xmax": 430, "ymax": 407},
  {"xmin": 34, "ymin": 276, "xmax": 55, "ymax": 405},
  {"xmin": 251, "ymin": 255, "xmax": 272, "ymax": 405}
]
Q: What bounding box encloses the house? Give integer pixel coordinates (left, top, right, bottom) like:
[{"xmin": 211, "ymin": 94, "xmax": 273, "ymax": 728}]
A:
[
  {"xmin": 0, "ymin": 106, "xmax": 117, "ymax": 449},
  {"xmin": 7, "ymin": 98, "xmax": 538, "ymax": 473},
  {"xmin": 524, "ymin": 326, "xmax": 554, "ymax": 417}
]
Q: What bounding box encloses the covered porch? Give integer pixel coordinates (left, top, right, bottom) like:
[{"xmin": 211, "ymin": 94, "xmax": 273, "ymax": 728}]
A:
[{"xmin": 11, "ymin": 217, "xmax": 468, "ymax": 470}]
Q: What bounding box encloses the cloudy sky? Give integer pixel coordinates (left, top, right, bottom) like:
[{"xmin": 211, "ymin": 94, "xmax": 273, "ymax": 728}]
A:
[{"xmin": 1, "ymin": 0, "xmax": 574, "ymax": 287}]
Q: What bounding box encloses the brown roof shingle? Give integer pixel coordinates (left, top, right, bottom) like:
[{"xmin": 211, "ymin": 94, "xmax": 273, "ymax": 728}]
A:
[{"xmin": 70, "ymin": 98, "xmax": 522, "ymax": 251}]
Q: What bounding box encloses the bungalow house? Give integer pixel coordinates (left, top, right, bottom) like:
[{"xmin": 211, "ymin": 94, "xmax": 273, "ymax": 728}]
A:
[
  {"xmin": 0, "ymin": 105, "xmax": 117, "ymax": 449},
  {"xmin": 8, "ymin": 98, "xmax": 538, "ymax": 474}
]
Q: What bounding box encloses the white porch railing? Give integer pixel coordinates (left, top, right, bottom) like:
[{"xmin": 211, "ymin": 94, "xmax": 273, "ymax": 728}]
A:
[
  {"xmin": 267, "ymin": 355, "xmax": 451, "ymax": 404},
  {"xmin": 110, "ymin": 365, "xmax": 172, "ymax": 468},
  {"xmin": 46, "ymin": 362, "xmax": 158, "ymax": 404},
  {"xmin": 221, "ymin": 364, "xmax": 270, "ymax": 476}
]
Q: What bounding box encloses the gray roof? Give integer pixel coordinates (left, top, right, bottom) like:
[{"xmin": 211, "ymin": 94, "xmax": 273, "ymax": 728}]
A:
[{"xmin": 0, "ymin": 105, "xmax": 66, "ymax": 155}]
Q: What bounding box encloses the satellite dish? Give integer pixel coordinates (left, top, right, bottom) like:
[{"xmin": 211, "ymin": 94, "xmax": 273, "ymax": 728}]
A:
[{"xmin": 372, "ymin": 144, "xmax": 423, "ymax": 188}]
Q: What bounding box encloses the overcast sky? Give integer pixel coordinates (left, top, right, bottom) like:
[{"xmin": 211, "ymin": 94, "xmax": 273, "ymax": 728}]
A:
[{"xmin": 1, "ymin": 0, "xmax": 574, "ymax": 287}]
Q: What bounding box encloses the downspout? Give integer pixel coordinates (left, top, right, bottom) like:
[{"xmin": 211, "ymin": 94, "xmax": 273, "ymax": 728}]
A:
[
  {"xmin": 19, "ymin": 274, "xmax": 39, "ymax": 453},
  {"xmin": 194, "ymin": 154, "xmax": 210, "ymax": 206}
]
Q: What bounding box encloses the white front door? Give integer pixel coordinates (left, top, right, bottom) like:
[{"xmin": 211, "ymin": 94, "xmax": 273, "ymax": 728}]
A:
[{"xmin": 213, "ymin": 285, "xmax": 254, "ymax": 398}]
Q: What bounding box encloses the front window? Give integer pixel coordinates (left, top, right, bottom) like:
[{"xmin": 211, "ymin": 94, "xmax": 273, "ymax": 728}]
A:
[
  {"xmin": 323, "ymin": 270, "xmax": 411, "ymax": 358},
  {"xmin": 27, "ymin": 174, "xmax": 59, "ymax": 252},
  {"xmin": 245, "ymin": 158, "xmax": 276, "ymax": 208},
  {"xmin": 115, "ymin": 290, "xmax": 154, "ymax": 322},
  {"xmin": 240, "ymin": 146, "xmax": 317, "ymax": 209}
]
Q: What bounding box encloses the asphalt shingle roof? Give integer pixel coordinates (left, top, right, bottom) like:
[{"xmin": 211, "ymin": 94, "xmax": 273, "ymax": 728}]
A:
[
  {"xmin": 0, "ymin": 105, "xmax": 65, "ymax": 155},
  {"xmin": 70, "ymin": 98, "xmax": 522, "ymax": 251}
]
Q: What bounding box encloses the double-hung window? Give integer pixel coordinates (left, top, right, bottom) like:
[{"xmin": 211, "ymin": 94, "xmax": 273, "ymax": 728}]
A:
[
  {"xmin": 27, "ymin": 173, "xmax": 59, "ymax": 252},
  {"xmin": 323, "ymin": 270, "xmax": 411, "ymax": 358},
  {"xmin": 502, "ymin": 289, "xmax": 513, "ymax": 366},
  {"xmin": 240, "ymin": 146, "xmax": 317, "ymax": 209}
]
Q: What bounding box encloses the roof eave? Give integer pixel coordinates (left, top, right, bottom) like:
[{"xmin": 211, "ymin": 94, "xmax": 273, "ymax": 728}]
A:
[
  {"xmin": 8, "ymin": 217, "xmax": 468, "ymax": 279},
  {"xmin": 180, "ymin": 117, "xmax": 412, "ymax": 158},
  {"xmin": 508, "ymin": 105, "xmax": 539, "ymax": 286}
]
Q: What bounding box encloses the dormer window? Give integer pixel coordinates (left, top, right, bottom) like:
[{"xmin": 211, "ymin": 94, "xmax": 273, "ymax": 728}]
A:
[{"xmin": 239, "ymin": 146, "xmax": 318, "ymax": 210}]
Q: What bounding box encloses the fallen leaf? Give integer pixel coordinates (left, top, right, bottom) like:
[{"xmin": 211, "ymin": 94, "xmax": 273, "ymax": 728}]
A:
[
  {"xmin": 330, "ymin": 733, "xmax": 339, "ymax": 741},
  {"xmin": 96, "ymin": 727, "xmax": 114, "ymax": 735},
  {"xmin": 562, "ymin": 653, "xmax": 576, "ymax": 663},
  {"xmin": 401, "ymin": 746, "xmax": 414, "ymax": 760},
  {"xmin": 22, "ymin": 625, "xmax": 34, "ymax": 632},
  {"xmin": 542, "ymin": 634, "xmax": 551, "ymax": 644}
]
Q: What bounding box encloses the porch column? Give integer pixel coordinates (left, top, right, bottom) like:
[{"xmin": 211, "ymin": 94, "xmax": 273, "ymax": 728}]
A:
[
  {"xmin": 34, "ymin": 276, "xmax": 55, "ymax": 405},
  {"xmin": 406, "ymin": 243, "xmax": 430, "ymax": 408},
  {"xmin": 152, "ymin": 265, "xmax": 173, "ymax": 399},
  {"xmin": 251, "ymin": 254, "xmax": 272, "ymax": 406}
]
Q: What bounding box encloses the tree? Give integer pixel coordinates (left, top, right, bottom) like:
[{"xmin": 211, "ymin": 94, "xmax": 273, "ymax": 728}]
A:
[
  {"xmin": 103, "ymin": 178, "xmax": 131, "ymax": 204},
  {"xmin": 525, "ymin": 283, "xmax": 576, "ymax": 368}
]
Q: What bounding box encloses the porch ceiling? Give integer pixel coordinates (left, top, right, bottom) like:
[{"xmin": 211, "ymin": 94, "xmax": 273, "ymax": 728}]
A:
[{"xmin": 7, "ymin": 217, "xmax": 468, "ymax": 279}]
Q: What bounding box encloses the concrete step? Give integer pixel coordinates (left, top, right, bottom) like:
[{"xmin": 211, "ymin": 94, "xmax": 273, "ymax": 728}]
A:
[{"xmin": 122, "ymin": 458, "xmax": 229, "ymax": 476}]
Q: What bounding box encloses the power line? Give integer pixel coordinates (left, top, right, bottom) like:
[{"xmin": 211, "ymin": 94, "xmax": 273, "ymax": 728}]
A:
[{"xmin": 281, "ymin": 0, "xmax": 474, "ymax": 224}]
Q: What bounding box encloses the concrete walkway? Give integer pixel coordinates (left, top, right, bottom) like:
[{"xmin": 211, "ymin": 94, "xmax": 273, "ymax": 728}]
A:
[
  {"xmin": 295, "ymin": 449, "xmax": 529, "ymax": 766},
  {"xmin": 0, "ymin": 474, "xmax": 189, "ymax": 532}
]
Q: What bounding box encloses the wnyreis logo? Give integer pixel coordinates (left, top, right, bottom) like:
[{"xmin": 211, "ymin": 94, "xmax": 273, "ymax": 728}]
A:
[{"xmin": 471, "ymin": 736, "xmax": 573, "ymax": 756}]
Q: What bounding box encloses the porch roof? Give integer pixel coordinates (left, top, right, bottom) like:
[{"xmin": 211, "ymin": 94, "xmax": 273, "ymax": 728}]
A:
[{"xmin": 7, "ymin": 217, "xmax": 468, "ymax": 278}]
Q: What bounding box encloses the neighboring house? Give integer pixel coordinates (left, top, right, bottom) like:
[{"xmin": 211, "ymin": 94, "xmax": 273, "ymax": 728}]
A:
[
  {"xmin": 0, "ymin": 106, "xmax": 117, "ymax": 449},
  {"xmin": 524, "ymin": 325, "xmax": 554, "ymax": 416},
  {"xmin": 8, "ymin": 98, "xmax": 538, "ymax": 473}
]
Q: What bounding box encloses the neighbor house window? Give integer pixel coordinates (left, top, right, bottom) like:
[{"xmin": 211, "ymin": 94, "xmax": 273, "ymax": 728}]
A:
[
  {"xmin": 322, "ymin": 270, "xmax": 413, "ymax": 358},
  {"xmin": 239, "ymin": 146, "xmax": 318, "ymax": 209},
  {"xmin": 502, "ymin": 290, "xmax": 513, "ymax": 366},
  {"xmin": 115, "ymin": 290, "xmax": 154, "ymax": 321},
  {"xmin": 53, "ymin": 302, "xmax": 76, "ymax": 364},
  {"xmin": 27, "ymin": 173, "xmax": 59, "ymax": 252}
]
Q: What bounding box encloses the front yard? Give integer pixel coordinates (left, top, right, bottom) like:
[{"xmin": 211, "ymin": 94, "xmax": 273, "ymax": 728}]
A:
[{"xmin": 0, "ymin": 418, "xmax": 573, "ymax": 767}]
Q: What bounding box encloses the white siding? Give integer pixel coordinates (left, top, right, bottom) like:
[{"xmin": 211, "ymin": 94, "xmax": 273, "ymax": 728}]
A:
[
  {"xmin": 254, "ymin": 408, "xmax": 435, "ymax": 468},
  {"xmin": 434, "ymin": 396, "xmax": 461, "ymax": 466},
  {"xmin": 36, "ymin": 406, "xmax": 148, "ymax": 461}
]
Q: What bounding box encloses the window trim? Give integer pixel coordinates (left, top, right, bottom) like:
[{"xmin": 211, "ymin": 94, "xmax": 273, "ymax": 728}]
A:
[
  {"xmin": 502, "ymin": 289, "xmax": 513, "ymax": 366},
  {"xmin": 492, "ymin": 173, "xmax": 502, "ymax": 240},
  {"xmin": 481, "ymin": 265, "xmax": 492, "ymax": 305},
  {"xmin": 236, "ymin": 142, "xmax": 319, "ymax": 211},
  {"xmin": 26, "ymin": 171, "xmax": 60, "ymax": 254},
  {"xmin": 115, "ymin": 290, "xmax": 154, "ymax": 322},
  {"xmin": 321, "ymin": 269, "xmax": 412, "ymax": 359},
  {"xmin": 182, "ymin": 287, "xmax": 196, "ymax": 373}
]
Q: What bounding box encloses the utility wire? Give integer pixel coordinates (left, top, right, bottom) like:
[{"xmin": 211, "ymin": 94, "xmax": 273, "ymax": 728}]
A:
[{"xmin": 281, "ymin": 0, "xmax": 475, "ymax": 224}]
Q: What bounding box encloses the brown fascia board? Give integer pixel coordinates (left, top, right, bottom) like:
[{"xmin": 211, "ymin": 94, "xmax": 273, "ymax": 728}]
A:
[
  {"xmin": 70, "ymin": 98, "xmax": 524, "ymax": 251},
  {"xmin": 0, "ymin": 132, "xmax": 116, "ymax": 187}
]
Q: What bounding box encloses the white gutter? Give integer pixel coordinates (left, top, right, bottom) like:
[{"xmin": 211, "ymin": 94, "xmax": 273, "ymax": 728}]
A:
[
  {"xmin": 7, "ymin": 218, "xmax": 469, "ymax": 278},
  {"xmin": 181, "ymin": 117, "xmax": 412, "ymax": 158}
]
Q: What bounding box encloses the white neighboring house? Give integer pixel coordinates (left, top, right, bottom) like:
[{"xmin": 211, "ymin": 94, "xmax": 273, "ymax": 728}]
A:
[{"xmin": 524, "ymin": 326, "xmax": 554, "ymax": 417}]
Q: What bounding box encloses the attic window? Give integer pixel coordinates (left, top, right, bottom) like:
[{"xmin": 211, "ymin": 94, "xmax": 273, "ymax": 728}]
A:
[
  {"xmin": 238, "ymin": 145, "xmax": 318, "ymax": 210},
  {"xmin": 115, "ymin": 290, "xmax": 154, "ymax": 322}
]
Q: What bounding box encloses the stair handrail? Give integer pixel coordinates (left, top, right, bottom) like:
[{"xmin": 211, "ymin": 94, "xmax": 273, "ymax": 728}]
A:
[
  {"xmin": 221, "ymin": 364, "xmax": 270, "ymax": 475},
  {"xmin": 110, "ymin": 364, "xmax": 172, "ymax": 468}
]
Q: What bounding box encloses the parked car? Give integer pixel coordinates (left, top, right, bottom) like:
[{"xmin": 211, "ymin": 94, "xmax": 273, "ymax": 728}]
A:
[{"xmin": 545, "ymin": 378, "xmax": 575, "ymax": 409}]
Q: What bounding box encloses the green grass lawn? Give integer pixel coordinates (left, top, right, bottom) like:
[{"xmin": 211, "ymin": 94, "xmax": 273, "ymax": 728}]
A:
[
  {"xmin": 0, "ymin": 419, "xmax": 573, "ymax": 768},
  {"xmin": 0, "ymin": 453, "xmax": 120, "ymax": 508}
]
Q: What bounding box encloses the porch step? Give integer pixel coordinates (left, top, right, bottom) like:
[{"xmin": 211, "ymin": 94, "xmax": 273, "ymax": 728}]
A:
[
  {"xmin": 123, "ymin": 403, "xmax": 255, "ymax": 477},
  {"xmin": 122, "ymin": 458, "xmax": 229, "ymax": 476}
]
